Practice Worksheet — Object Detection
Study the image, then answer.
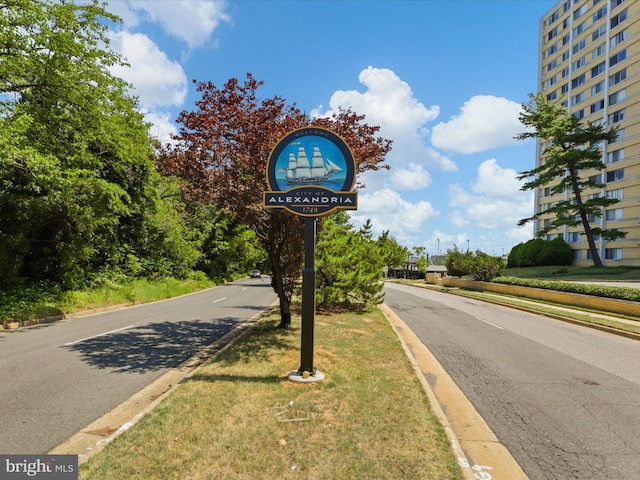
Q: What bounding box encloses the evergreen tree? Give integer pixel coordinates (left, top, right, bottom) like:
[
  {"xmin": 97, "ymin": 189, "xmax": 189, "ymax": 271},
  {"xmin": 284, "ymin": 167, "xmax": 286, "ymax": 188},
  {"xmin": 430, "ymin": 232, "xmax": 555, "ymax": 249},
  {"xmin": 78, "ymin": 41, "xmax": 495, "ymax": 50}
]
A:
[
  {"xmin": 315, "ymin": 212, "xmax": 385, "ymax": 310},
  {"xmin": 516, "ymin": 93, "xmax": 626, "ymax": 267}
]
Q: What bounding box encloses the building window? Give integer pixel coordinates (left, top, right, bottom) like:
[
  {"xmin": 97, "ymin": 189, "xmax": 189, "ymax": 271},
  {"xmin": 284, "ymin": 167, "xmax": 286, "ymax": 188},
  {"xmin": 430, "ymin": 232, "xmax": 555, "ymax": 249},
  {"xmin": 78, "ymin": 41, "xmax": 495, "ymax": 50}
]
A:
[
  {"xmin": 609, "ymin": 128, "xmax": 625, "ymax": 144},
  {"xmin": 592, "ymin": 24, "xmax": 607, "ymax": 41},
  {"xmin": 548, "ymin": 27, "xmax": 559, "ymax": 41},
  {"xmin": 574, "ymin": 3, "xmax": 588, "ymax": 19},
  {"xmin": 610, "ymin": 29, "xmax": 627, "ymax": 48},
  {"xmin": 547, "ymin": 58, "xmax": 558, "ymax": 72},
  {"xmin": 605, "ymin": 248, "xmax": 623, "ymax": 260},
  {"xmin": 609, "ymin": 89, "xmax": 626, "ymax": 105},
  {"xmin": 606, "ymin": 148, "xmax": 624, "ymax": 163},
  {"xmin": 591, "ymin": 80, "xmax": 605, "ymax": 95},
  {"xmin": 572, "ymin": 91, "xmax": 585, "ymax": 105},
  {"xmin": 573, "ymin": 39, "xmax": 587, "ymax": 54},
  {"xmin": 573, "ymin": 249, "xmax": 582, "ymax": 260},
  {"xmin": 591, "ymin": 61, "xmax": 606, "ymax": 78},
  {"xmin": 590, "ymin": 99, "xmax": 604, "ymax": 113},
  {"xmin": 605, "ymin": 208, "xmax": 623, "ymax": 221},
  {"xmin": 610, "ymin": 9, "xmax": 627, "ymax": 28},
  {"xmin": 572, "ymin": 74, "xmax": 586, "ymax": 88},
  {"xmin": 592, "ymin": 42, "xmax": 606, "ymax": 60},
  {"xmin": 589, "ymin": 174, "xmax": 601, "ymax": 184},
  {"xmin": 609, "ymin": 68, "xmax": 626, "ymax": 87},
  {"xmin": 573, "ymin": 20, "xmax": 587, "ymax": 36},
  {"xmin": 561, "ymin": 83, "xmax": 569, "ymax": 94},
  {"xmin": 606, "ymin": 188, "xmax": 624, "ymax": 200},
  {"xmin": 562, "ymin": 49, "xmax": 570, "ymax": 61},
  {"xmin": 568, "ymin": 231, "xmax": 582, "ymax": 243},
  {"xmin": 561, "ymin": 66, "xmax": 570, "ymax": 78},
  {"xmin": 548, "ymin": 9, "xmax": 560, "ymax": 25},
  {"xmin": 609, "ymin": 49, "xmax": 626, "ymax": 67},
  {"xmin": 546, "ymin": 75, "xmax": 557, "ymax": 88},
  {"xmin": 547, "ymin": 91, "xmax": 558, "ymax": 101},
  {"xmin": 608, "ymin": 108, "xmax": 625, "ymax": 123},
  {"xmin": 572, "ymin": 56, "xmax": 586, "ymax": 71},
  {"xmin": 606, "ymin": 169, "xmax": 624, "ymax": 182},
  {"xmin": 593, "ymin": 5, "xmax": 607, "ymax": 22},
  {"xmin": 611, "ymin": 0, "xmax": 625, "ymax": 9},
  {"xmin": 562, "ymin": 33, "xmax": 571, "ymax": 45},
  {"xmin": 574, "ymin": 109, "xmax": 585, "ymax": 119},
  {"xmin": 544, "ymin": 187, "xmax": 551, "ymax": 197}
]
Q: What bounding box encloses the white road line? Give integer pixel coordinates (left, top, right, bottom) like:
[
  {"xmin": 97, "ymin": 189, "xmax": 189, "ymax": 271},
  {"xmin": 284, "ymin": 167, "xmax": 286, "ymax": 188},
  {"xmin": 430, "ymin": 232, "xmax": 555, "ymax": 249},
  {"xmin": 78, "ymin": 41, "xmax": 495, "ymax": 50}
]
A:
[
  {"xmin": 213, "ymin": 297, "xmax": 226, "ymax": 303},
  {"xmin": 242, "ymin": 288, "xmax": 247, "ymax": 291},
  {"xmin": 480, "ymin": 319, "xmax": 504, "ymax": 330},
  {"xmin": 64, "ymin": 325, "xmax": 134, "ymax": 346}
]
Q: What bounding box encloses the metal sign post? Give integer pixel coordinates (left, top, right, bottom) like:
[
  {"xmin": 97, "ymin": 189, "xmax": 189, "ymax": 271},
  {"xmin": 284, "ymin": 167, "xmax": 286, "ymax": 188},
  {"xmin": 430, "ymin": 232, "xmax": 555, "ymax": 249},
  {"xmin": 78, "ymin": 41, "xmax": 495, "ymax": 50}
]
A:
[
  {"xmin": 299, "ymin": 216, "xmax": 317, "ymax": 375},
  {"xmin": 263, "ymin": 126, "xmax": 357, "ymax": 383}
]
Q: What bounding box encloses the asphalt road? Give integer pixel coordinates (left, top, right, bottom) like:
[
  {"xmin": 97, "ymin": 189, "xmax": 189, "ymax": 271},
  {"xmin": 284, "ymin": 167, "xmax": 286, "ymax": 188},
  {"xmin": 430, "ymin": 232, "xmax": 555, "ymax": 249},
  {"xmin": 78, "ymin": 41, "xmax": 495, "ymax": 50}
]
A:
[
  {"xmin": 0, "ymin": 277, "xmax": 276, "ymax": 455},
  {"xmin": 384, "ymin": 282, "xmax": 640, "ymax": 480}
]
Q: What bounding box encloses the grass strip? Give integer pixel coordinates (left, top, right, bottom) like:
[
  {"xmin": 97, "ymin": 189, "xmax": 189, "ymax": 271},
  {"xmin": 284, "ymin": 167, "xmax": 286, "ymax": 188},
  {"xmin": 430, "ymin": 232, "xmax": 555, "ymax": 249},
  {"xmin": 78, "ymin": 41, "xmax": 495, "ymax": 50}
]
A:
[
  {"xmin": 1, "ymin": 276, "xmax": 217, "ymax": 325},
  {"xmin": 426, "ymin": 285, "xmax": 640, "ymax": 336},
  {"xmin": 79, "ymin": 309, "xmax": 463, "ymax": 480}
]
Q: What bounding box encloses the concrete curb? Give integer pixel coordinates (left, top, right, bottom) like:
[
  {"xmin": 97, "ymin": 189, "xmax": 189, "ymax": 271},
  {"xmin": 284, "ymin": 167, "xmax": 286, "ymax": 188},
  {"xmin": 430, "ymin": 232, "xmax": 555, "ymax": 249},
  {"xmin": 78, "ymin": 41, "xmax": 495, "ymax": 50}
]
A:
[
  {"xmin": 379, "ymin": 303, "xmax": 528, "ymax": 480},
  {"xmin": 49, "ymin": 301, "xmax": 278, "ymax": 463}
]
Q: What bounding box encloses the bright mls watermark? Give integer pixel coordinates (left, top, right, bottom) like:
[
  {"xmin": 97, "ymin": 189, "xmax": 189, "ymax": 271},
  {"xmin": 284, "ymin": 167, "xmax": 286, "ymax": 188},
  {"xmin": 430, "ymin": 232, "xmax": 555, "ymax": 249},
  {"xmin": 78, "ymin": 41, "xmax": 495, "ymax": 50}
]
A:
[{"xmin": 1, "ymin": 455, "xmax": 77, "ymax": 479}]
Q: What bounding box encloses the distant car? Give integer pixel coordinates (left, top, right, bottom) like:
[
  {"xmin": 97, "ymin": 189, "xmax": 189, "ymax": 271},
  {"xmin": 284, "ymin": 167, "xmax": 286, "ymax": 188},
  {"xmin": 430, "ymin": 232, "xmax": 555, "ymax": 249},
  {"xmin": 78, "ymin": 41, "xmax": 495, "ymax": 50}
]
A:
[{"xmin": 250, "ymin": 270, "xmax": 261, "ymax": 278}]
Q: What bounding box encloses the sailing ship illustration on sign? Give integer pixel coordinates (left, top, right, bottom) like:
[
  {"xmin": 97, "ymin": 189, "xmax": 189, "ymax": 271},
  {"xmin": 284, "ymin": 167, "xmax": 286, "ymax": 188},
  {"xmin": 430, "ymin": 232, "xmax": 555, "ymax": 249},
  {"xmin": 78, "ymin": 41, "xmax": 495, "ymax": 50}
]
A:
[{"xmin": 283, "ymin": 145, "xmax": 343, "ymax": 184}]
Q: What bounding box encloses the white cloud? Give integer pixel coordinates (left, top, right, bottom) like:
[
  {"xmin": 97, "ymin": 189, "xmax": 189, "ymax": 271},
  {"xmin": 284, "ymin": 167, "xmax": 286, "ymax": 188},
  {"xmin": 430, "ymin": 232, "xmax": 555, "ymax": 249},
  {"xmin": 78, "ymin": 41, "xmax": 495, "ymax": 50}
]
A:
[
  {"xmin": 110, "ymin": 0, "xmax": 230, "ymax": 49},
  {"xmin": 389, "ymin": 163, "xmax": 432, "ymax": 190},
  {"xmin": 448, "ymin": 159, "xmax": 533, "ymax": 233},
  {"xmin": 349, "ymin": 188, "xmax": 438, "ymax": 245},
  {"xmin": 316, "ymin": 66, "xmax": 456, "ymax": 172},
  {"xmin": 108, "ymin": 31, "xmax": 187, "ymax": 109},
  {"xmin": 431, "ymin": 95, "xmax": 523, "ymax": 154},
  {"xmin": 472, "ymin": 158, "xmax": 523, "ymax": 199},
  {"xmin": 143, "ymin": 111, "xmax": 178, "ymax": 144}
]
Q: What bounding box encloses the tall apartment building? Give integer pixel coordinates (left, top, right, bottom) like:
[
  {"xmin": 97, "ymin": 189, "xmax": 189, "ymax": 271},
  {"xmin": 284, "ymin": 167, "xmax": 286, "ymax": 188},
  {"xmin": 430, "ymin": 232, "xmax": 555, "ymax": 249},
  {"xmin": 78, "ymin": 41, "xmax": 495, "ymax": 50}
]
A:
[{"xmin": 538, "ymin": 0, "xmax": 640, "ymax": 266}]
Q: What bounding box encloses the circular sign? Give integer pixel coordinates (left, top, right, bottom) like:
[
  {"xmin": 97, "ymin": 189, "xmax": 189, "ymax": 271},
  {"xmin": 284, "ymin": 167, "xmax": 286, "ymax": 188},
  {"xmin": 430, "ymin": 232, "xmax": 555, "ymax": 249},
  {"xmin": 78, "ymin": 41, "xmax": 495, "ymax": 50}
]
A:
[{"xmin": 264, "ymin": 126, "xmax": 358, "ymax": 217}]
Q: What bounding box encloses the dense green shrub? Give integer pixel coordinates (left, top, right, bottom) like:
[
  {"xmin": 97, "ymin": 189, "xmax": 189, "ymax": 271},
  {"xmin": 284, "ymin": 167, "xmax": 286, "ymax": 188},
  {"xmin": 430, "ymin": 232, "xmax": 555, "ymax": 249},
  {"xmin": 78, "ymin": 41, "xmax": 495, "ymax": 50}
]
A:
[
  {"xmin": 445, "ymin": 247, "xmax": 505, "ymax": 281},
  {"xmin": 508, "ymin": 238, "xmax": 573, "ymax": 268}
]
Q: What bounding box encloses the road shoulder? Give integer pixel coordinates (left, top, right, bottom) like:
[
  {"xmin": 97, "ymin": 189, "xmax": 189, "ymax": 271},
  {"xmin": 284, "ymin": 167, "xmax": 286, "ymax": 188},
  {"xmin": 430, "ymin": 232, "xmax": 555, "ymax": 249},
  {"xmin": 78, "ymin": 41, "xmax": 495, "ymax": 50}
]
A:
[{"xmin": 380, "ymin": 303, "xmax": 528, "ymax": 480}]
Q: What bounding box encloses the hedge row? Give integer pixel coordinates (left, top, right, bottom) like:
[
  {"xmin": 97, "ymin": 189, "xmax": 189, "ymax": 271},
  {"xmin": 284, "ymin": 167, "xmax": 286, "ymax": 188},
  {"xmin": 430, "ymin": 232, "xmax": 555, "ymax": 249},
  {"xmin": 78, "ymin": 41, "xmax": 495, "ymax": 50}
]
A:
[{"xmin": 493, "ymin": 276, "xmax": 640, "ymax": 302}]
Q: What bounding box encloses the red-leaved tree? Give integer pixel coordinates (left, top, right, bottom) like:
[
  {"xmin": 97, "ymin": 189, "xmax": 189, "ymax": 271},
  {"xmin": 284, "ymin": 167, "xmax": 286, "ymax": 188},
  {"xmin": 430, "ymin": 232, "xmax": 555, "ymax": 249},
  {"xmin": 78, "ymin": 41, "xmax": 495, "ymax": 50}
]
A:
[{"xmin": 158, "ymin": 74, "xmax": 391, "ymax": 328}]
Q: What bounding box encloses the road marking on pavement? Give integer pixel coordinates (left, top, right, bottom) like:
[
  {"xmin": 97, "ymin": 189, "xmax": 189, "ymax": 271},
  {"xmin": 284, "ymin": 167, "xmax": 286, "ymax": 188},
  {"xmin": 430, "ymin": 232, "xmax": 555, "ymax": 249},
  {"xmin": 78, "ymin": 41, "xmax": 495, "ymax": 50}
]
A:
[
  {"xmin": 242, "ymin": 288, "xmax": 248, "ymax": 291},
  {"xmin": 64, "ymin": 326, "xmax": 134, "ymax": 346},
  {"xmin": 213, "ymin": 297, "xmax": 226, "ymax": 303},
  {"xmin": 479, "ymin": 319, "xmax": 503, "ymax": 330}
]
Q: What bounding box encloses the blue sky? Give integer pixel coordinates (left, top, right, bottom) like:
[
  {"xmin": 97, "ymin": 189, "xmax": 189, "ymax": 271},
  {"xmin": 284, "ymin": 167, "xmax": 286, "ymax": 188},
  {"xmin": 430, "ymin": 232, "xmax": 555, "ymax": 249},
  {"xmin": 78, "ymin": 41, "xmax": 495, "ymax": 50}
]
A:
[{"xmin": 103, "ymin": 0, "xmax": 557, "ymax": 258}]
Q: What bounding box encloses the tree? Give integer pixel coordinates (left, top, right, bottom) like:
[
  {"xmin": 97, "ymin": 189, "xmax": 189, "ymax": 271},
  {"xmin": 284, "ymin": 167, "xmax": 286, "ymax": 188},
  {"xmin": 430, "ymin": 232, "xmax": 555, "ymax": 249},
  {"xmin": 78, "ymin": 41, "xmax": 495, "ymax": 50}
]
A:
[
  {"xmin": 158, "ymin": 74, "xmax": 391, "ymax": 327},
  {"xmin": 507, "ymin": 238, "xmax": 573, "ymax": 268},
  {"xmin": 412, "ymin": 246, "xmax": 427, "ymax": 275},
  {"xmin": 315, "ymin": 212, "xmax": 385, "ymax": 309},
  {"xmin": 445, "ymin": 247, "xmax": 504, "ymax": 281},
  {"xmin": 377, "ymin": 231, "xmax": 409, "ymax": 276},
  {"xmin": 516, "ymin": 93, "xmax": 626, "ymax": 267},
  {"xmin": 0, "ymin": 0, "xmax": 201, "ymax": 287}
]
